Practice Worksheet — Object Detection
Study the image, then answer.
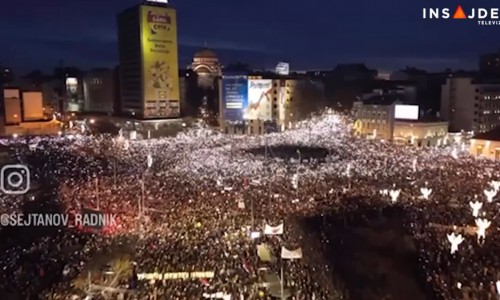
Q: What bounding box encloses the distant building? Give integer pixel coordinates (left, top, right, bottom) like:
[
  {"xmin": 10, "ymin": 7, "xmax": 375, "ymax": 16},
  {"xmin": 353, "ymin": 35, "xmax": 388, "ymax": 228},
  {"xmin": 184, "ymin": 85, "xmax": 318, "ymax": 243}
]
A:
[
  {"xmin": 362, "ymin": 86, "xmax": 417, "ymax": 103},
  {"xmin": 4, "ymin": 88, "xmax": 22, "ymax": 125},
  {"xmin": 441, "ymin": 77, "xmax": 500, "ymax": 133},
  {"xmin": 2, "ymin": 67, "xmax": 14, "ymax": 84},
  {"xmin": 352, "ymin": 94, "xmax": 447, "ymax": 146},
  {"xmin": 117, "ymin": 1, "xmax": 181, "ymax": 119},
  {"xmin": 219, "ymin": 74, "xmax": 325, "ymax": 134},
  {"xmin": 470, "ymin": 127, "xmax": 500, "ymax": 160},
  {"xmin": 479, "ymin": 49, "xmax": 500, "ymax": 75},
  {"xmin": 307, "ymin": 64, "xmax": 377, "ymax": 81},
  {"xmin": 52, "ymin": 66, "xmax": 84, "ymax": 113},
  {"xmin": 83, "ymin": 69, "xmax": 116, "ymax": 114},
  {"xmin": 191, "ymin": 47, "xmax": 221, "ymax": 88},
  {"xmin": 22, "ymin": 91, "xmax": 44, "ymax": 121},
  {"xmin": 41, "ymin": 79, "xmax": 61, "ymax": 115}
]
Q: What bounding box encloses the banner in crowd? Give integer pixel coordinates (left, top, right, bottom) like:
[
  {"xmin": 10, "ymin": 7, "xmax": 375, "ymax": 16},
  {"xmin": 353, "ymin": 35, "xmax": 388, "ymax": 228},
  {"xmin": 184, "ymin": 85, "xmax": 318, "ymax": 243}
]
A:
[
  {"xmin": 281, "ymin": 247, "xmax": 303, "ymax": 259},
  {"xmin": 203, "ymin": 292, "xmax": 232, "ymax": 300},
  {"xmin": 137, "ymin": 271, "xmax": 214, "ymax": 280},
  {"xmin": 264, "ymin": 223, "xmax": 284, "ymax": 235},
  {"xmin": 257, "ymin": 243, "xmax": 274, "ymax": 262}
]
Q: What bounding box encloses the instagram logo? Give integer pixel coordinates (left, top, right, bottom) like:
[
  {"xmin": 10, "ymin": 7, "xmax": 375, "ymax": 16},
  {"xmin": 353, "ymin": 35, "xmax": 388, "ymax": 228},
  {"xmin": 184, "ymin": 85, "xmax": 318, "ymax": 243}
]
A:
[{"xmin": 1, "ymin": 164, "xmax": 30, "ymax": 195}]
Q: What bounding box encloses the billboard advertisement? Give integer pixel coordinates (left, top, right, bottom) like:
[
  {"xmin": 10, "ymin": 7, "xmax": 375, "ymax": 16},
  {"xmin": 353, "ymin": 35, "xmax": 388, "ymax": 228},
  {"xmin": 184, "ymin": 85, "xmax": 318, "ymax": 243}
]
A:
[
  {"xmin": 222, "ymin": 74, "xmax": 248, "ymax": 121},
  {"xmin": 248, "ymin": 79, "xmax": 273, "ymax": 120},
  {"xmin": 394, "ymin": 104, "xmax": 419, "ymax": 120},
  {"xmin": 141, "ymin": 5, "xmax": 180, "ymax": 118}
]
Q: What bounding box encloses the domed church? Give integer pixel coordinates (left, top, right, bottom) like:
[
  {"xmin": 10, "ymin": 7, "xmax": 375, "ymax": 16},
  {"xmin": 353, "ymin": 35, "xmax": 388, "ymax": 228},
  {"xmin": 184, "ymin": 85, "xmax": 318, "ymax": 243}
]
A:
[{"xmin": 191, "ymin": 44, "xmax": 221, "ymax": 88}]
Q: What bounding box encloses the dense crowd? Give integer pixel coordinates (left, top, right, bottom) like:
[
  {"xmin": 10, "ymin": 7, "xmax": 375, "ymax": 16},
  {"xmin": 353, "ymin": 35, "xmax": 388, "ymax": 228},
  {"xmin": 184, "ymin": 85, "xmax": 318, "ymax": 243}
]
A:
[{"xmin": 0, "ymin": 113, "xmax": 499, "ymax": 300}]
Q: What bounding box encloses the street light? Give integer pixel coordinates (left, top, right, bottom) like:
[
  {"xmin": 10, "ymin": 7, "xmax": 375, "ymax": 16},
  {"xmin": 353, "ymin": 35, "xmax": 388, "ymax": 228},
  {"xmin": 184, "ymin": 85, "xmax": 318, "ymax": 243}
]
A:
[{"xmin": 139, "ymin": 154, "xmax": 153, "ymax": 236}]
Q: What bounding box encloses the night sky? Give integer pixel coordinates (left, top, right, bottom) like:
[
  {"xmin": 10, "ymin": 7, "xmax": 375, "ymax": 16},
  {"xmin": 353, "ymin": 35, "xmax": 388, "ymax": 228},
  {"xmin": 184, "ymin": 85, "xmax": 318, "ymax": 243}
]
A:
[{"xmin": 0, "ymin": 0, "xmax": 498, "ymax": 74}]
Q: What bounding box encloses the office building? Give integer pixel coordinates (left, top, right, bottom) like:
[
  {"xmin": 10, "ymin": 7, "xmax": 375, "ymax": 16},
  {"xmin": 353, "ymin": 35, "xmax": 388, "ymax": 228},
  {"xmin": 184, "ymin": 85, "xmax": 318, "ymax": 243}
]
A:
[
  {"xmin": 441, "ymin": 77, "xmax": 500, "ymax": 133},
  {"xmin": 219, "ymin": 74, "xmax": 324, "ymax": 134},
  {"xmin": 353, "ymin": 93, "xmax": 447, "ymax": 146},
  {"xmin": 479, "ymin": 49, "xmax": 500, "ymax": 75},
  {"xmin": 83, "ymin": 69, "xmax": 116, "ymax": 113},
  {"xmin": 117, "ymin": 1, "xmax": 180, "ymax": 119}
]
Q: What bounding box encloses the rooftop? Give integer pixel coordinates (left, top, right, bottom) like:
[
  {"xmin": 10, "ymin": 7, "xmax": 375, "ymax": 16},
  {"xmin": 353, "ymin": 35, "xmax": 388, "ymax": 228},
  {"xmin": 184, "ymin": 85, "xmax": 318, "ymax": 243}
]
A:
[
  {"xmin": 194, "ymin": 47, "xmax": 217, "ymax": 59},
  {"xmin": 362, "ymin": 94, "xmax": 406, "ymax": 105},
  {"xmin": 473, "ymin": 126, "xmax": 500, "ymax": 142}
]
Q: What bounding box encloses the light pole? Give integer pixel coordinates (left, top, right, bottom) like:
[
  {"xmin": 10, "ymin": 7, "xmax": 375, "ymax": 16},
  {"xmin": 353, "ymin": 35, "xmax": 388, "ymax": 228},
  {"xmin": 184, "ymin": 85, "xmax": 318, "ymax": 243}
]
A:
[
  {"xmin": 139, "ymin": 154, "xmax": 153, "ymax": 234},
  {"xmin": 95, "ymin": 176, "xmax": 99, "ymax": 210},
  {"xmin": 113, "ymin": 157, "xmax": 117, "ymax": 188},
  {"xmin": 250, "ymin": 187, "xmax": 254, "ymax": 231}
]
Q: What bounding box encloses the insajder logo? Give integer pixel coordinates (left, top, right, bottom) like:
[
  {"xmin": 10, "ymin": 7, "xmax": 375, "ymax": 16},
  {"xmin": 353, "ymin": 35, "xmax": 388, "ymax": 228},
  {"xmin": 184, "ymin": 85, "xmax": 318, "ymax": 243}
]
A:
[{"xmin": 423, "ymin": 5, "xmax": 500, "ymax": 25}]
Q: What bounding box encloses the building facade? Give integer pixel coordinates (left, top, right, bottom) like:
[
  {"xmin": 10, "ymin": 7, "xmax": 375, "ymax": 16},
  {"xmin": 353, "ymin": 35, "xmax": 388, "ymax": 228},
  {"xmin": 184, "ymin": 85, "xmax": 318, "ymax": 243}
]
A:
[
  {"xmin": 83, "ymin": 69, "xmax": 116, "ymax": 114},
  {"xmin": 117, "ymin": 1, "xmax": 180, "ymax": 119},
  {"xmin": 441, "ymin": 77, "xmax": 500, "ymax": 133},
  {"xmin": 352, "ymin": 99, "xmax": 396, "ymax": 141},
  {"xmin": 4, "ymin": 89, "xmax": 22, "ymax": 125},
  {"xmin": 393, "ymin": 121, "xmax": 448, "ymax": 147},
  {"xmin": 219, "ymin": 75, "xmax": 324, "ymax": 134},
  {"xmin": 22, "ymin": 91, "xmax": 44, "ymax": 121},
  {"xmin": 469, "ymin": 128, "xmax": 500, "ymax": 160},
  {"xmin": 191, "ymin": 47, "xmax": 221, "ymax": 89},
  {"xmin": 353, "ymin": 94, "xmax": 448, "ymax": 146}
]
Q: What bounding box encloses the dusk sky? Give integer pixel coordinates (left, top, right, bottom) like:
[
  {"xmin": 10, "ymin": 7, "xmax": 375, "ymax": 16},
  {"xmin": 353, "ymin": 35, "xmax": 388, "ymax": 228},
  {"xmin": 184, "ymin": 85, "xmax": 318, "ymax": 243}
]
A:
[{"xmin": 0, "ymin": 0, "xmax": 498, "ymax": 74}]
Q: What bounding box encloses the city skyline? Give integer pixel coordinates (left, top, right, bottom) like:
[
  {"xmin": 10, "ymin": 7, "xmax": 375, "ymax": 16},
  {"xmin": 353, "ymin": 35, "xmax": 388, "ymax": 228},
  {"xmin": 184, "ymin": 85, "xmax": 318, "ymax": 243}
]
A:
[{"xmin": 0, "ymin": 0, "xmax": 499, "ymax": 74}]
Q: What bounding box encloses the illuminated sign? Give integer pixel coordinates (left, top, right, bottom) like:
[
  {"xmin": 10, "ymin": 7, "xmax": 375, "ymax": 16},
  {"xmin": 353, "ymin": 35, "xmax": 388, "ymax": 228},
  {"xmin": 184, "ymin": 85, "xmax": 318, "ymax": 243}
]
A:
[
  {"xmin": 248, "ymin": 79, "xmax": 272, "ymax": 120},
  {"xmin": 422, "ymin": 6, "xmax": 500, "ymax": 25},
  {"xmin": 394, "ymin": 104, "xmax": 419, "ymax": 120},
  {"xmin": 147, "ymin": 0, "xmax": 168, "ymax": 3},
  {"xmin": 141, "ymin": 6, "xmax": 180, "ymax": 118},
  {"xmin": 222, "ymin": 74, "xmax": 248, "ymax": 121}
]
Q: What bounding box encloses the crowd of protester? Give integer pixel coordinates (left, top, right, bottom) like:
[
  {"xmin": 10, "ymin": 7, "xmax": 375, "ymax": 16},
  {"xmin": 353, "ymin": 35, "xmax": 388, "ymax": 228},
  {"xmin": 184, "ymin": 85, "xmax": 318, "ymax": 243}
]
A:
[{"xmin": 0, "ymin": 113, "xmax": 499, "ymax": 300}]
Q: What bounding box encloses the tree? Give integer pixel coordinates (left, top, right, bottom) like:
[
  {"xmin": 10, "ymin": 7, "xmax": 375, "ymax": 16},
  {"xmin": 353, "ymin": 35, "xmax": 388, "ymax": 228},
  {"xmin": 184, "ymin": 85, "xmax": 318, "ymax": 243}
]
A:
[
  {"xmin": 110, "ymin": 256, "xmax": 133, "ymax": 280},
  {"xmin": 292, "ymin": 80, "xmax": 328, "ymax": 121}
]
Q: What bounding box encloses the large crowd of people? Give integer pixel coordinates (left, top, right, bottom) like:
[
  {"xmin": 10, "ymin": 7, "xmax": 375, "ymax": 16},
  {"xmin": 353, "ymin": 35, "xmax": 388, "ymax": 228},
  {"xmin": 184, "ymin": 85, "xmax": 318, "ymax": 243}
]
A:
[{"xmin": 0, "ymin": 112, "xmax": 499, "ymax": 300}]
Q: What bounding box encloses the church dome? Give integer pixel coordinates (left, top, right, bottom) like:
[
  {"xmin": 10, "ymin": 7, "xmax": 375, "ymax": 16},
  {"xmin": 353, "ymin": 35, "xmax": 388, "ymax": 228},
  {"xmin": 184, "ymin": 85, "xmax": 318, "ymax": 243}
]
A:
[{"xmin": 194, "ymin": 47, "xmax": 217, "ymax": 59}]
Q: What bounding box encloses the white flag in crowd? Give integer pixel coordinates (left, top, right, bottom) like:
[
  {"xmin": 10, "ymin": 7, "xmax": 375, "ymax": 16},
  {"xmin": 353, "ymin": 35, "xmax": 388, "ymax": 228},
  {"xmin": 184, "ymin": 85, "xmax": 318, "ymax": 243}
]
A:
[
  {"xmin": 203, "ymin": 292, "xmax": 232, "ymax": 300},
  {"xmin": 264, "ymin": 223, "xmax": 284, "ymax": 235},
  {"xmin": 281, "ymin": 247, "xmax": 303, "ymax": 259},
  {"xmin": 238, "ymin": 201, "xmax": 245, "ymax": 209}
]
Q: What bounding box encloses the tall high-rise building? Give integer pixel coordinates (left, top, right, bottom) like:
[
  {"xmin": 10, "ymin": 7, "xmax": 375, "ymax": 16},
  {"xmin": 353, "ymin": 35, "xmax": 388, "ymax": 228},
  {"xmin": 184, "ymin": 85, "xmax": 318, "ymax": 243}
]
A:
[
  {"xmin": 441, "ymin": 77, "xmax": 500, "ymax": 133},
  {"xmin": 479, "ymin": 49, "xmax": 500, "ymax": 76},
  {"xmin": 83, "ymin": 69, "xmax": 116, "ymax": 113},
  {"xmin": 117, "ymin": 1, "xmax": 180, "ymax": 119}
]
